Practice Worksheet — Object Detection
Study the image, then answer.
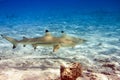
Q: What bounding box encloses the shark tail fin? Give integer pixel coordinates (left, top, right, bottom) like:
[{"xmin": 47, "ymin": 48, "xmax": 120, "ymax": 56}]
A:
[{"xmin": 1, "ymin": 35, "xmax": 18, "ymax": 49}]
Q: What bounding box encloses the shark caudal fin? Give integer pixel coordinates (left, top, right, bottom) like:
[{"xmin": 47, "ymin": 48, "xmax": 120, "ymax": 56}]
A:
[{"xmin": 1, "ymin": 35, "xmax": 18, "ymax": 49}]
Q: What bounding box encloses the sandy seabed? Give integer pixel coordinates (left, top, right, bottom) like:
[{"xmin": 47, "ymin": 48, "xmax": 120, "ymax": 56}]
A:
[
  {"xmin": 0, "ymin": 24, "xmax": 120, "ymax": 80},
  {"xmin": 0, "ymin": 53, "xmax": 120, "ymax": 80}
]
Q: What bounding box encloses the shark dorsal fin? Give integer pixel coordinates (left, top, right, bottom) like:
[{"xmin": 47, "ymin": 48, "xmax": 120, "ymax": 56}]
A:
[
  {"xmin": 61, "ymin": 31, "xmax": 75, "ymax": 40},
  {"xmin": 61, "ymin": 31, "xmax": 67, "ymax": 38},
  {"xmin": 44, "ymin": 30, "xmax": 52, "ymax": 37}
]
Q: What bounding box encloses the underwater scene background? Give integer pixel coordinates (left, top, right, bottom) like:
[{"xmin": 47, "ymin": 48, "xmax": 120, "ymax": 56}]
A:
[{"xmin": 0, "ymin": 0, "xmax": 120, "ymax": 80}]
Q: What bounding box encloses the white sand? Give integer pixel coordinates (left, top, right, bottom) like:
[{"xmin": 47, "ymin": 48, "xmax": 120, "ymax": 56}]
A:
[{"xmin": 0, "ymin": 25, "xmax": 120, "ymax": 80}]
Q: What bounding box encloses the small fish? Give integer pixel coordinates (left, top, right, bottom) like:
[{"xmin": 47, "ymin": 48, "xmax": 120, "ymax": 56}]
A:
[{"xmin": 1, "ymin": 30, "xmax": 87, "ymax": 52}]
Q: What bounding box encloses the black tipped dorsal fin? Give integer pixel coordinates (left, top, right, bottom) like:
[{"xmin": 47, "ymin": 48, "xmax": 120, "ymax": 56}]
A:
[
  {"xmin": 61, "ymin": 31, "xmax": 67, "ymax": 38},
  {"xmin": 44, "ymin": 30, "xmax": 52, "ymax": 36}
]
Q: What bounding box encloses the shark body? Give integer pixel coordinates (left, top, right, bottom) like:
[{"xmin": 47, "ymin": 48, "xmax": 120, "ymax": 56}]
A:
[{"xmin": 1, "ymin": 30, "xmax": 86, "ymax": 52}]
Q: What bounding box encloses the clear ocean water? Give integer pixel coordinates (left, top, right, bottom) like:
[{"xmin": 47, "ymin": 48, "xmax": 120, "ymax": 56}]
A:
[
  {"xmin": 0, "ymin": 0, "xmax": 120, "ymax": 54},
  {"xmin": 0, "ymin": 0, "xmax": 120, "ymax": 79}
]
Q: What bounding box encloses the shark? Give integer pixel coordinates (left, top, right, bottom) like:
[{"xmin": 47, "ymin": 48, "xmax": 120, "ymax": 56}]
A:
[{"xmin": 1, "ymin": 30, "xmax": 87, "ymax": 52}]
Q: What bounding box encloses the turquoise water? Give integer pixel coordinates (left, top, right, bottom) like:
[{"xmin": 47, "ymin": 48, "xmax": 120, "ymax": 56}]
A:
[
  {"xmin": 0, "ymin": 0, "xmax": 120, "ymax": 79},
  {"xmin": 0, "ymin": 0, "xmax": 120, "ymax": 57}
]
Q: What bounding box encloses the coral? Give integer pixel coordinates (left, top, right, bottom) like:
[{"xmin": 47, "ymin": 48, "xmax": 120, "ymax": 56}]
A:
[{"xmin": 60, "ymin": 62, "xmax": 82, "ymax": 80}]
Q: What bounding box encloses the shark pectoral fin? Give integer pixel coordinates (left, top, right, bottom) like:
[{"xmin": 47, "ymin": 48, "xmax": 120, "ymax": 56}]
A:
[
  {"xmin": 53, "ymin": 44, "xmax": 61, "ymax": 52},
  {"xmin": 32, "ymin": 44, "xmax": 37, "ymax": 50}
]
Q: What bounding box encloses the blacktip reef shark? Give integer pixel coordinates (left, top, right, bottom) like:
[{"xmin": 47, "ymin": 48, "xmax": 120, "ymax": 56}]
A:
[{"xmin": 1, "ymin": 30, "xmax": 87, "ymax": 52}]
